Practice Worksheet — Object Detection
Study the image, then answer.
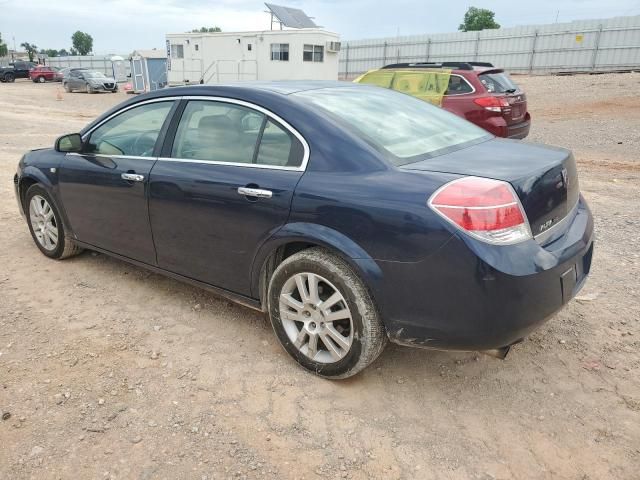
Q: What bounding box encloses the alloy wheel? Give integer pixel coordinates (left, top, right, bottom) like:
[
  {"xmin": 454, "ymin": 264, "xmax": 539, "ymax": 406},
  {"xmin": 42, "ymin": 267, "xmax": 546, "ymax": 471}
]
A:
[
  {"xmin": 279, "ymin": 272, "xmax": 354, "ymax": 363},
  {"xmin": 29, "ymin": 195, "xmax": 58, "ymax": 251}
]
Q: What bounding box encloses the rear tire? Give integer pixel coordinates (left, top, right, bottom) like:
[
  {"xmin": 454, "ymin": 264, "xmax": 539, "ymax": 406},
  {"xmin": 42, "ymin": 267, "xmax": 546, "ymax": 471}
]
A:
[
  {"xmin": 24, "ymin": 184, "xmax": 83, "ymax": 260},
  {"xmin": 267, "ymin": 248, "xmax": 387, "ymax": 379},
  {"xmin": 64, "ymin": 83, "xmax": 71, "ymax": 93}
]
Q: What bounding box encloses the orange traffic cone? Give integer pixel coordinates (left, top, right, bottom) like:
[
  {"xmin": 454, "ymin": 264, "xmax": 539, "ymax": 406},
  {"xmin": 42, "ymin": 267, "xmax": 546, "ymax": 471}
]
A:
[{"xmin": 56, "ymin": 88, "xmax": 63, "ymax": 101}]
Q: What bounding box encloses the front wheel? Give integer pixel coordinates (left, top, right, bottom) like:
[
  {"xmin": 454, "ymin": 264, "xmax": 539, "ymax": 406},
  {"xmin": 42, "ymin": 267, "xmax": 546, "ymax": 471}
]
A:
[
  {"xmin": 267, "ymin": 248, "xmax": 387, "ymax": 379},
  {"xmin": 5, "ymin": 73, "xmax": 15, "ymax": 82},
  {"xmin": 25, "ymin": 185, "xmax": 83, "ymax": 260},
  {"xmin": 38, "ymin": 76, "xmax": 46, "ymax": 83}
]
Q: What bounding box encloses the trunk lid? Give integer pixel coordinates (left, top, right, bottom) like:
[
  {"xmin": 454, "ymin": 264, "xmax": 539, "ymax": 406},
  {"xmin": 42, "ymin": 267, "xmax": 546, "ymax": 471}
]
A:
[
  {"xmin": 403, "ymin": 139, "xmax": 579, "ymax": 239},
  {"xmin": 477, "ymin": 70, "xmax": 528, "ymax": 125}
]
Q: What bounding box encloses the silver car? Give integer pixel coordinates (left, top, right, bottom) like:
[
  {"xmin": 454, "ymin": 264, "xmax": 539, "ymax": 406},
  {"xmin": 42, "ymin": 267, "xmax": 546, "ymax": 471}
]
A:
[{"xmin": 63, "ymin": 70, "xmax": 118, "ymax": 94}]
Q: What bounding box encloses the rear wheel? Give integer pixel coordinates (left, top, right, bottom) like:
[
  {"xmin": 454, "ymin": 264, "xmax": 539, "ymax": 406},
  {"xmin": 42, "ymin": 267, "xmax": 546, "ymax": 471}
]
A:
[
  {"xmin": 268, "ymin": 248, "xmax": 387, "ymax": 379},
  {"xmin": 86, "ymin": 83, "xmax": 93, "ymax": 94},
  {"xmin": 25, "ymin": 185, "xmax": 83, "ymax": 260},
  {"xmin": 64, "ymin": 82, "xmax": 71, "ymax": 93}
]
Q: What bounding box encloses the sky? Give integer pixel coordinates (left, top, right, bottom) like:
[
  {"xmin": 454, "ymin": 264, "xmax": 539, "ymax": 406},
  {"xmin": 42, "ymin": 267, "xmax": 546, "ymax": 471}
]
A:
[{"xmin": 2, "ymin": 0, "xmax": 640, "ymax": 54}]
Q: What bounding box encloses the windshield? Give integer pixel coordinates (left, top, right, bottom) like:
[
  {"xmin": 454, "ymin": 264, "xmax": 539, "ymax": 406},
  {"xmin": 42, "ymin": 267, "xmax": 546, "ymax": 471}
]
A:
[
  {"xmin": 85, "ymin": 71, "xmax": 106, "ymax": 78},
  {"xmin": 294, "ymin": 86, "xmax": 491, "ymax": 165},
  {"xmin": 479, "ymin": 71, "xmax": 518, "ymax": 93}
]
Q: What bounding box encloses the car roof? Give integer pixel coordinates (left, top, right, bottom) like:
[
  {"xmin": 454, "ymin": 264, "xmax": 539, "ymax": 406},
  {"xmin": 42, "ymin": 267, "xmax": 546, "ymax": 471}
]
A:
[{"xmin": 150, "ymin": 81, "xmax": 362, "ymax": 97}]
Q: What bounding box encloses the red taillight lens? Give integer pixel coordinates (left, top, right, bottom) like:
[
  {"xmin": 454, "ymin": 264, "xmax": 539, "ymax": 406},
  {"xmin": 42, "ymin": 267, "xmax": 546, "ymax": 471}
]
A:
[
  {"xmin": 474, "ymin": 96, "xmax": 510, "ymax": 112},
  {"xmin": 429, "ymin": 177, "xmax": 532, "ymax": 245}
]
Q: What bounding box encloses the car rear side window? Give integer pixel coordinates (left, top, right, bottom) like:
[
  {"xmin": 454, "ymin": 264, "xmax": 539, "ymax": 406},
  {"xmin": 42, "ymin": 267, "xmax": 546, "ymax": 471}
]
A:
[
  {"xmin": 446, "ymin": 75, "xmax": 474, "ymax": 95},
  {"xmin": 294, "ymin": 86, "xmax": 491, "ymax": 166},
  {"xmin": 478, "ymin": 71, "xmax": 518, "ymax": 93},
  {"xmin": 171, "ymin": 100, "xmax": 303, "ymax": 168},
  {"xmin": 86, "ymin": 101, "xmax": 174, "ymax": 157}
]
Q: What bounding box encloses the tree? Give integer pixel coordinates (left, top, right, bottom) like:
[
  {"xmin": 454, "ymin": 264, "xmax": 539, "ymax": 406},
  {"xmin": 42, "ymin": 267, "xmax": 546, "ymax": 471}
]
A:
[
  {"xmin": 58, "ymin": 48, "xmax": 69, "ymax": 57},
  {"xmin": 40, "ymin": 48, "xmax": 59, "ymax": 58},
  {"xmin": 458, "ymin": 7, "xmax": 500, "ymax": 32},
  {"xmin": 0, "ymin": 33, "xmax": 8, "ymax": 57},
  {"xmin": 71, "ymin": 31, "xmax": 93, "ymax": 55},
  {"xmin": 20, "ymin": 42, "xmax": 38, "ymax": 61},
  {"xmin": 190, "ymin": 26, "xmax": 222, "ymax": 33}
]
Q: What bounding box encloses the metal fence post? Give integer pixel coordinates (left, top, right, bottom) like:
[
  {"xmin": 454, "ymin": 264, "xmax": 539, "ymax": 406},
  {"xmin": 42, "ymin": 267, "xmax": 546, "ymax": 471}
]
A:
[
  {"xmin": 345, "ymin": 43, "xmax": 350, "ymax": 79},
  {"xmin": 425, "ymin": 38, "xmax": 431, "ymax": 62},
  {"xmin": 382, "ymin": 41, "xmax": 387, "ymax": 66},
  {"xmin": 591, "ymin": 24, "xmax": 603, "ymax": 71},
  {"xmin": 474, "ymin": 32, "xmax": 480, "ymax": 60},
  {"xmin": 529, "ymin": 30, "xmax": 539, "ymax": 74}
]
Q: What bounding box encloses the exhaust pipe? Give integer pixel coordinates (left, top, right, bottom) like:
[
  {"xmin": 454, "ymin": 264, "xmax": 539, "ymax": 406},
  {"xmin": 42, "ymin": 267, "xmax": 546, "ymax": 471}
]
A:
[{"xmin": 480, "ymin": 345, "xmax": 511, "ymax": 360}]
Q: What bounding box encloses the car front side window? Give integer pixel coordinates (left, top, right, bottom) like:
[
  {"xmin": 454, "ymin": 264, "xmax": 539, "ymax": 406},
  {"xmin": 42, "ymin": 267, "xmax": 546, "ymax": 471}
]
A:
[{"xmin": 86, "ymin": 101, "xmax": 174, "ymax": 157}]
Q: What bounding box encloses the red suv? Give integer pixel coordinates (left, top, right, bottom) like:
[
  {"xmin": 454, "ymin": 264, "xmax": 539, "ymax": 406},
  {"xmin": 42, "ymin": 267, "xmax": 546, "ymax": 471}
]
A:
[
  {"xmin": 29, "ymin": 66, "xmax": 63, "ymax": 83},
  {"xmin": 354, "ymin": 62, "xmax": 531, "ymax": 139}
]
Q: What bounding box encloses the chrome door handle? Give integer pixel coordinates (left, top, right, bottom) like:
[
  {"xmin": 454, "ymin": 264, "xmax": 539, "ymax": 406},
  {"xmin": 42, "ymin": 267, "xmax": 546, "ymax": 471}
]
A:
[
  {"xmin": 121, "ymin": 173, "xmax": 145, "ymax": 182},
  {"xmin": 237, "ymin": 187, "xmax": 273, "ymax": 199}
]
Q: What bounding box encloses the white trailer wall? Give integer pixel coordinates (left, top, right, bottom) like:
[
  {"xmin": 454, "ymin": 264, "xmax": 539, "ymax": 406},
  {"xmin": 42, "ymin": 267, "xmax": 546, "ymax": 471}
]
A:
[
  {"xmin": 340, "ymin": 15, "xmax": 640, "ymax": 79},
  {"xmin": 166, "ymin": 29, "xmax": 340, "ymax": 85}
]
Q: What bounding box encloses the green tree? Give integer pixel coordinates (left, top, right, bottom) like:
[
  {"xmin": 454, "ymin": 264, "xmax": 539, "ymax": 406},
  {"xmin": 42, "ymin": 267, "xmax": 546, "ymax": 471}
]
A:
[
  {"xmin": 20, "ymin": 42, "xmax": 38, "ymax": 61},
  {"xmin": 39, "ymin": 48, "xmax": 59, "ymax": 58},
  {"xmin": 458, "ymin": 7, "xmax": 500, "ymax": 32},
  {"xmin": 0, "ymin": 33, "xmax": 8, "ymax": 57},
  {"xmin": 71, "ymin": 31, "xmax": 93, "ymax": 55},
  {"xmin": 58, "ymin": 48, "xmax": 69, "ymax": 56},
  {"xmin": 190, "ymin": 26, "xmax": 222, "ymax": 33}
]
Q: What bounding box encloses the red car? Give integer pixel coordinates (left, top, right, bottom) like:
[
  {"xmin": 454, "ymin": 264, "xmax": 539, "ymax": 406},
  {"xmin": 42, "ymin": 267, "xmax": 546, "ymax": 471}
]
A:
[
  {"xmin": 29, "ymin": 66, "xmax": 63, "ymax": 83},
  {"xmin": 355, "ymin": 62, "xmax": 531, "ymax": 139}
]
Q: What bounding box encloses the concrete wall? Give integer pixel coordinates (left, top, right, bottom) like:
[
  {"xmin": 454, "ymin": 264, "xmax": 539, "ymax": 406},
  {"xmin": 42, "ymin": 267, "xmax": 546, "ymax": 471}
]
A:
[
  {"xmin": 339, "ymin": 15, "xmax": 640, "ymax": 79},
  {"xmin": 166, "ymin": 29, "xmax": 340, "ymax": 85}
]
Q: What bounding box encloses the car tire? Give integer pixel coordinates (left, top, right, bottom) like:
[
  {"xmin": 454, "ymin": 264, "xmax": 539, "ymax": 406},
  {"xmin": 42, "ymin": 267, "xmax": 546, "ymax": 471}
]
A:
[
  {"xmin": 86, "ymin": 84, "xmax": 93, "ymax": 94},
  {"xmin": 64, "ymin": 83, "xmax": 71, "ymax": 93},
  {"xmin": 5, "ymin": 73, "xmax": 15, "ymax": 82},
  {"xmin": 267, "ymin": 247, "xmax": 387, "ymax": 379},
  {"xmin": 24, "ymin": 184, "xmax": 83, "ymax": 260},
  {"xmin": 38, "ymin": 76, "xmax": 46, "ymax": 83}
]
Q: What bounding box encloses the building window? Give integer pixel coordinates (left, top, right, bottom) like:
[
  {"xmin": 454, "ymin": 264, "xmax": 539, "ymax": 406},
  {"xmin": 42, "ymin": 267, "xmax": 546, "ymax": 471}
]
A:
[
  {"xmin": 248, "ymin": 44, "xmax": 252, "ymax": 51},
  {"xmin": 195, "ymin": 44, "xmax": 199, "ymax": 51},
  {"xmin": 303, "ymin": 44, "xmax": 324, "ymax": 62},
  {"xmin": 270, "ymin": 43, "xmax": 289, "ymax": 61},
  {"xmin": 171, "ymin": 44, "xmax": 184, "ymax": 59}
]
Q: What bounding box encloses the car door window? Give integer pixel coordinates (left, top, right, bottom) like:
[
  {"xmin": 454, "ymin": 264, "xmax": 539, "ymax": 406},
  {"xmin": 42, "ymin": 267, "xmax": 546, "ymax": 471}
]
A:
[
  {"xmin": 445, "ymin": 75, "xmax": 474, "ymax": 95},
  {"xmin": 171, "ymin": 100, "xmax": 303, "ymax": 168},
  {"xmin": 86, "ymin": 101, "xmax": 174, "ymax": 157}
]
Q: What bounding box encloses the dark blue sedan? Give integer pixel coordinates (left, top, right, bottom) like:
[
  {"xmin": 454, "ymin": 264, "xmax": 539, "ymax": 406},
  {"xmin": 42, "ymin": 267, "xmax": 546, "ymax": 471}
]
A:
[{"xmin": 14, "ymin": 82, "xmax": 593, "ymax": 378}]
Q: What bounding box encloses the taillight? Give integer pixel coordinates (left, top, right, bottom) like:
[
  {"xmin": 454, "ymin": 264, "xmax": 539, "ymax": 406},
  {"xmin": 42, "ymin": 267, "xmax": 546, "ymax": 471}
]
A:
[
  {"xmin": 428, "ymin": 177, "xmax": 532, "ymax": 245},
  {"xmin": 474, "ymin": 96, "xmax": 510, "ymax": 112}
]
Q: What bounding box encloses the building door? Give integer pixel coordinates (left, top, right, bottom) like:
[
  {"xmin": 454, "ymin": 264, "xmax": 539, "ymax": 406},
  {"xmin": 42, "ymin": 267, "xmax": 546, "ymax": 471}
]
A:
[
  {"xmin": 241, "ymin": 35, "xmax": 258, "ymax": 81},
  {"xmin": 132, "ymin": 57, "xmax": 145, "ymax": 92}
]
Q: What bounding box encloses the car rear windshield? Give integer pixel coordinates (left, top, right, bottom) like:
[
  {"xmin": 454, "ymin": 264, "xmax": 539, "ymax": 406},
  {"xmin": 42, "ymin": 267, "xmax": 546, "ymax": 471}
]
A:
[
  {"xmin": 478, "ymin": 71, "xmax": 518, "ymax": 93},
  {"xmin": 293, "ymin": 86, "xmax": 491, "ymax": 166}
]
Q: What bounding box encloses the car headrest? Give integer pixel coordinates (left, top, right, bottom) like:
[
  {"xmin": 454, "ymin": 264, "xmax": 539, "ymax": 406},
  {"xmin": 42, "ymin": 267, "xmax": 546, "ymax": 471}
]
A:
[{"xmin": 198, "ymin": 115, "xmax": 234, "ymax": 132}]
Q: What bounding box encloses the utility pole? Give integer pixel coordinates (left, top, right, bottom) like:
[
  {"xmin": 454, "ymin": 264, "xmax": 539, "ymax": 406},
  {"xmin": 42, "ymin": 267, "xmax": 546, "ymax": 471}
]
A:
[{"xmin": 555, "ymin": 10, "xmax": 559, "ymax": 23}]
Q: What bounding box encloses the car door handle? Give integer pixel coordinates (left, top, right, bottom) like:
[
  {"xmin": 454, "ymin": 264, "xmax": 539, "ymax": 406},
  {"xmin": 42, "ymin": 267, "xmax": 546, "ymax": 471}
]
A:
[
  {"xmin": 121, "ymin": 173, "xmax": 145, "ymax": 182},
  {"xmin": 237, "ymin": 187, "xmax": 273, "ymax": 199}
]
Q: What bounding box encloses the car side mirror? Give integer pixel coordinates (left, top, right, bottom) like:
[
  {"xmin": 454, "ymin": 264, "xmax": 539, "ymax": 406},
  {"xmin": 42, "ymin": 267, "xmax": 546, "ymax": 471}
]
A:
[{"xmin": 55, "ymin": 133, "xmax": 83, "ymax": 153}]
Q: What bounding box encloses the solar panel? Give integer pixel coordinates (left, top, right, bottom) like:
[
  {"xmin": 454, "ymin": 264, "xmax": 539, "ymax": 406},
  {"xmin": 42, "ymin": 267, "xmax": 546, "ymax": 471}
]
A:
[{"xmin": 265, "ymin": 3, "xmax": 318, "ymax": 29}]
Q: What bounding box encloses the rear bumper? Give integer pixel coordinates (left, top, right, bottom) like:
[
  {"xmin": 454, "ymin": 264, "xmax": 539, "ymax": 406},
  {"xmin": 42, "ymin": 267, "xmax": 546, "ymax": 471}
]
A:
[
  {"xmin": 481, "ymin": 113, "xmax": 531, "ymax": 139},
  {"xmin": 375, "ymin": 195, "xmax": 593, "ymax": 351}
]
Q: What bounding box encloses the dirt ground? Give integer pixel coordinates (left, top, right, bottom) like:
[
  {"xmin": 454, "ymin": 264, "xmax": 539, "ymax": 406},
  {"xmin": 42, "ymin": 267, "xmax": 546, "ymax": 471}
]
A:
[{"xmin": 0, "ymin": 74, "xmax": 639, "ymax": 480}]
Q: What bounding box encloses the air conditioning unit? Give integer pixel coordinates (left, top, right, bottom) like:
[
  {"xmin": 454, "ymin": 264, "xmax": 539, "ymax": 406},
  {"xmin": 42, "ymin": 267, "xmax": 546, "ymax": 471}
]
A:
[{"xmin": 326, "ymin": 41, "xmax": 341, "ymax": 53}]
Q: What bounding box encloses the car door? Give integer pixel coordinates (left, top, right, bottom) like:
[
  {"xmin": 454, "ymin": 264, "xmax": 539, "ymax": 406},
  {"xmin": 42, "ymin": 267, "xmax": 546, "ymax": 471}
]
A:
[
  {"xmin": 58, "ymin": 99, "xmax": 177, "ymax": 264},
  {"xmin": 148, "ymin": 98, "xmax": 307, "ymax": 296}
]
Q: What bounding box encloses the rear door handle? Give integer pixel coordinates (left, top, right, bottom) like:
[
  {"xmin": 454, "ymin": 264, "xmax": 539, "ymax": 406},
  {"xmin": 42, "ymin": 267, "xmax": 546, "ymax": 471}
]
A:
[
  {"xmin": 121, "ymin": 173, "xmax": 145, "ymax": 182},
  {"xmin": 237, "ymin": 187, "xmax": 273, "ymax": 199}
]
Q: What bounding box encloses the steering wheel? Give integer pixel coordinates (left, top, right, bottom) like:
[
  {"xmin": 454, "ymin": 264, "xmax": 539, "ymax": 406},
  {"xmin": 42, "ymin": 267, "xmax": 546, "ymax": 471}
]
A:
[{"xmin": 132, "ymin": 132, "xmax": 158, "ymax": 157}]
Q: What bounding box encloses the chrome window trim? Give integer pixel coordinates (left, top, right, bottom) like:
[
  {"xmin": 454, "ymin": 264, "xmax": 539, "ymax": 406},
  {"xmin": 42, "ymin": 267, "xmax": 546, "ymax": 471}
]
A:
[
  {"xmin": 81, "ymin": 95, "xmax": 310, "ymax": 172},
  {"xmin": 443, "ymin": 74, "xmax": 476, "ymax": 97},
  {"xmin": 66, "ymin": 153, "xmax": 156, "ymax": 161},
  {"xmin": 162, "ymin": 95, "xmax": 310, "ymax": 172}
]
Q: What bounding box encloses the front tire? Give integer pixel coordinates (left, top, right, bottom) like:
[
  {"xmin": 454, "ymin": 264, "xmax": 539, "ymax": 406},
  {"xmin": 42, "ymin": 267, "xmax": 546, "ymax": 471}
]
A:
[
  {"xmin": 5, "ymin": 73, "xmax": 15, "ymax": 82},
  {"xmin": 38, "ymin": 76, "xmax": 46, "ymax": 83},
  {"xmin": 25, "ymin": 185, "xmax": 83, "ymax": 260},
  {"xmin": 267, "ymin": 248, "xmax": 387, "ymax": 379}
]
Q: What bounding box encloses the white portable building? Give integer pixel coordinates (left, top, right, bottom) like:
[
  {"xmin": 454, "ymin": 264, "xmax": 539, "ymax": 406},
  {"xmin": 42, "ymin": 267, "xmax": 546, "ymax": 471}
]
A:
[{"xmin": 165, "ymin": 29, "xmax": 340, "ymax": 85}]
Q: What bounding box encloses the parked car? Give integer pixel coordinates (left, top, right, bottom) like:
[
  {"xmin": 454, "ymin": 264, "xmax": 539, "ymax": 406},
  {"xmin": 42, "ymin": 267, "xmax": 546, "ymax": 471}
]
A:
[
  {"xmin": 29, "ymin": 65, "xmax": 63, "ymax": 83},
  {"xmin": 14, "ymin": 82, "xmax": 593, "ymax": 378},
  {"xmin": 58, "ymin": 67, "xmax": 88, "ymax": 79},
  {"xmin": 63, "ymin": 70, "xmax": 118, "ymax": 93},
  {"xmin": 0, "ymin": 61, "xmax": 37, "ymax": 83},
  {"xmin": 355, "ymin": 62, "xmax": 531, "ymax": 139}
]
